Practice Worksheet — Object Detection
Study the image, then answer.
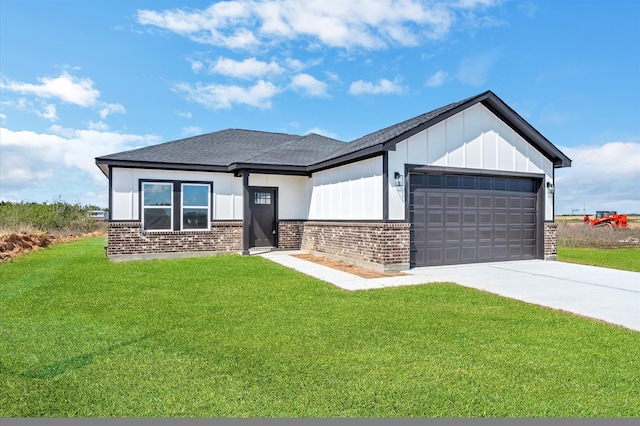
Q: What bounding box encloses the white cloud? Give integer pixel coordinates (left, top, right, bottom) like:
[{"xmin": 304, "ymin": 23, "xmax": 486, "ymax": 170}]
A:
[
  {"xmin": 36, "ymin": 104, "xmax": 58, "ymax": 121},
  {"xmin": 88, "ymin": 121, "xmax": 110, "ymax": 131},
  {"xmin": 176, "ymin": 110, "xmax": 192, "ymax": 118},
  {"xmin": 0, "ymin": 126, "xmax": 160, "ymax": 206},
  {"xmin": 210, "ymin": 57, "xmax": 284, "ymax": 78},
  {"xmin": 137, "ymin": 0, "xmax": 502, "ymax": 50},
  {"xmin": 1, "ymin": 71, "xmax": 100, "ymax": 107},
  {"xmin": 554, "ymin": 141, "xmax": 640, "ymax": 214},
  {"xmin": 306, "ymin": 127, "xmax": 338, "ymax": 139},
  {"xmin": 425, "ymin": 70, "xmax": 448, "ymax": 87},
  {"xmin": 291, "ymin": 73, "xmax": 329, "ymax": 97},
  {"xmin": 182, "ymin": 126, "xmax": 203, "ymax": 136},
  {"xmin": 190, "ymin": 59, "xmax": 205, "ymax": 73},
  {"xmin": 348, "ymin": 77, "xmax": 405, "ymax": 95},
  {"xmin": 174, "ymin": 80, "xmax": 280, "ymax": 110},
  {"xmin": 455, "ymin": 51, "xmax": 498, "ymax": 86},
  {"xmin": 99, "ymin": 103, "xmax": 126, "ymax": 119}
]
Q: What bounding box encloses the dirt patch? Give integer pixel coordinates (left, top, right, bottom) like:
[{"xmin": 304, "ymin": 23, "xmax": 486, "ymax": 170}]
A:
[
  {"xmin": 292, "ymin": 253, "xmax": 406, "ymax": 279},
  {"xmin": 0, "ymin": 231, "xmax": 105, "ymax": 262}
]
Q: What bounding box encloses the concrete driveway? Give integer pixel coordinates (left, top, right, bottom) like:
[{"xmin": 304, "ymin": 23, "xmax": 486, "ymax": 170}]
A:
[{"xmin": 261, "ymin": 252, "xmax": 640, "ymax": 332}]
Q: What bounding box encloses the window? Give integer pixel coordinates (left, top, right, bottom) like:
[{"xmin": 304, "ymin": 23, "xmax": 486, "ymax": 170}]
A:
[
  {"xmin": 142, "ymin": 182, "xmax": 173, "ymax": 231},
  {"xmin": 182, "ymin": 184, "xmax": 210, "ymax": 230},
  {"xmin": 141, "ymin": 181, "xmax": 212, "ymax": 231},
  {"xmin": 254, "ymin": 192, "xmax": 271, "ymax": 205}
]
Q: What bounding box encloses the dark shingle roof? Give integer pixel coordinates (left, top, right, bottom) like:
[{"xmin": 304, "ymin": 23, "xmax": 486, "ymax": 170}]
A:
[{"xmin": 96, "ymin": 91, "xmax": 571, "ymax": 176}]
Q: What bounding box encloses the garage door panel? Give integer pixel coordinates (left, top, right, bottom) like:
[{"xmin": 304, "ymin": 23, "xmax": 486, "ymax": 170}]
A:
[
  {"xmin": 445, "ymin": 212, "xmax": 460, "ymax": 226},
  {"xmin": 426, "ymin": 248, "xmax": 443, "ymax": 264},
  {"xmin": 428, "ymin": 212, "xmax": 444, "ymax": 226},
  {"xmin": 478, "ymin": 245, "xmax": 493, "ymax": 260},
  {"xmin": 494, "ymin": 228, "xmax": 508, "ymax": 241},
  {"xmin": 510, "ymin": 197, "xmax": 522, "ymax": 208},
  {"xmin": 410, "ymin": 172, "xmax": 540, "ymax": 267},
  {"xmin": 446, "ymin": 194, "xmax": 461, "ymax": 209},
  {"xmin": 445, "ymin": 247, "xmax": 461, "ymax": 263},
  {"xmin": 427, "ymin": 193, "xmax": 443, "ymax": 208},
  {"xmin": 479, "ymin": 212, "xmax": 493, "ymax": 225},
  {"xmin": 445, "ymin": 229, "xmax": 460, "ymax": 243},
  {"xmin": 427, "ymin": 228, "xmax": 444, "ymax": 243},
  {"xmin": 462, "ymin": 228, "xmax": 477, "ymax": 242},
  {"xmin": 479, "ymin": 196, "xmax": 493, "ymax": 208},
  {"xmin": 479, "ymin": 228, "xmax": 493, "ymax": 242},
  {"xmin": 523, "ymin": 197, "xmax": 536, "ymax": 209},
  {"xmin": 463, "ymin": 212, "xmax": 477, "ymax": 225},
  {"xmin": 462, "ymin": 247, "xmax": 477, "ymax": 262},
  {"xmin": 463, "ymin": 195, "xmax": 477, "ymax": 208},
  {"xmin": 523, "ymin": 212, "xmax": 536, "ymax": 225},
  {"xmin": 495, "ymin": 213, "xmax": 508, "ymax": 225},
  {"xmin": 509, "ymin": 213, "xmax": 522, "ymax": 225},
  {"xmin": 523, "ymin": 227, "xmax": 536, "ymax": 240},
  {"xmin": 523, "ymin": 244, "xmax": 536, "ymax": 257},
  {"xmin": 509, "ymin": 245, "xmax": 523, "ymax": 257}
]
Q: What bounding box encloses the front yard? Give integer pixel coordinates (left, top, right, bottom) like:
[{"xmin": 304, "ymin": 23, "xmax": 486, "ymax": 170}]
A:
[{"xmin": 1, "ymin": 237, "xmax": 638, "ymax": 417}]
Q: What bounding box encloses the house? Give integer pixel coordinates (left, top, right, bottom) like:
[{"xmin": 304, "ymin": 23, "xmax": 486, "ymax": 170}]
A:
[{"xmin": 95, "ymin": 91, "xmax": 571, "ymax": 271}]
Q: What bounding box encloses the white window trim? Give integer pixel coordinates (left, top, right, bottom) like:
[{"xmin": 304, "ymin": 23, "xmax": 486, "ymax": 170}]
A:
[
  {"xmin": 180, "ymin": 183, "xmax": 211, "ymax": 231},
  {"xmin": 142, "ymin": 182, "xmax": 174, "ymax": 232}
]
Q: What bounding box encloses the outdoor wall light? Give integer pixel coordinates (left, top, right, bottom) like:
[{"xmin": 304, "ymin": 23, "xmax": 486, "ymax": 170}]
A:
[
  {"xmin": 394, "ymin": 172, "xmax": 404, "ymax": 187},
  {"xmin": 546, "ymin": 182, "xmax": 555, "ymax": 195}
]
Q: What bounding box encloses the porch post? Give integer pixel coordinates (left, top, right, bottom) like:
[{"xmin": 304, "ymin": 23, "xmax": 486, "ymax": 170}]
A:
[{"xmin": 242, "ymin": 170, "xmax": 250, "ymax": 255}]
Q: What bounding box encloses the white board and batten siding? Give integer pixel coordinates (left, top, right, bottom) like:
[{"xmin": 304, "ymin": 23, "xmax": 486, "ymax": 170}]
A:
[
  {"xmin": 308, "ymin": 156, "xmax": 383, "ymax": 220},
  {"xmin": 388, "ymin": 103, "xmax": 555, "ymax": 221},
  {"xmin": 110, "ymin": 168, "xmax": 244, "ymax": 221},
  {"xmin": 248, "ymin": 174, "xmax": 309, "ymax": 219}
]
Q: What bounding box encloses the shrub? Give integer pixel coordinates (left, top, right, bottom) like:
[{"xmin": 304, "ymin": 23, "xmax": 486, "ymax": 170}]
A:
[
  {"xmin": 0, "ymin": 198, "xmax": 102, "ymax": 235},
  {"xmin": 557, "ymin": 223, "xmax": 640, "ymax": 248}
]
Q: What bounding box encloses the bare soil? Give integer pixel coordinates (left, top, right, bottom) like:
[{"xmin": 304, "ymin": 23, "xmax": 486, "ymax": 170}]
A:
[
  {"xmin": 0, "ymin": 231, "xmax": 105, "ymax": 262},
  {"xmin": 292, "ymin": 253, "xmax": 406, "ymax": 279}
]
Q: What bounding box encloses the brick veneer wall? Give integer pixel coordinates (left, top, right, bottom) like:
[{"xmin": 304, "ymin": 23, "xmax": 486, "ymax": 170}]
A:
[
  {"xmin": 544, "ymin": 222, "xmax": 558, "ymax": 260},
  {"xmin": 108, "ymin": 221, "xmax": 242, "ymax": 259},
  {"xmin": 278, "ymin": 221, "xmax": 305, "ymax": 249},
  {"xmin": 299, "ymin": 222, "xmax": 411, "ymax": 272}
]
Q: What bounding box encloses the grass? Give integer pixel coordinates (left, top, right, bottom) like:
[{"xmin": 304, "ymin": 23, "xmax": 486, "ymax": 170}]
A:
[
  {"xmin": 557, "ymin": 246, "xmax": 640, "ymax": 272},
  {"xmin": 1, "ymin": 237, "xmax": 639, "ymax": 417}
]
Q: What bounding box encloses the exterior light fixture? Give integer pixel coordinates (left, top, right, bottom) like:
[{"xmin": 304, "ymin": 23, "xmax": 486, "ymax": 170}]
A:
[
  {"xmin": 394, "ymin": 172, "xmax": 403, "ymax": 187},
  {"xmin": 546, "ymin": 182, "xmax": 555, "ymax": 195}
]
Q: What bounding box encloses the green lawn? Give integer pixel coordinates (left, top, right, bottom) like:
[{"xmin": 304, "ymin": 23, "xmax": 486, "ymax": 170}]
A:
[
  {"xmin": 1, "ymin": 237, "xmax": 639, "ymax": 417},
  {"xmin": 558, "ymin": 246, "xmax": 640, "ymax": 272}
]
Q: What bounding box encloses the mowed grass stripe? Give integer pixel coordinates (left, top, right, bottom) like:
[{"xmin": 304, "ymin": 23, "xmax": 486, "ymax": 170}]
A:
[
  {"xmin": 1, "ymin": 237, "xmax": 639, "ymax": 417},
  {"xmin": 557, "ymin": 246, "xmax": 640, "ymax": 272}
]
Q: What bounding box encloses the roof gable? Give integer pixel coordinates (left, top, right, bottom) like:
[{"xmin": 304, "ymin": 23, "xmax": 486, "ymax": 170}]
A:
[{"xmin": 315, "ymin": 91, "xmax": 570, "ymax": 168}]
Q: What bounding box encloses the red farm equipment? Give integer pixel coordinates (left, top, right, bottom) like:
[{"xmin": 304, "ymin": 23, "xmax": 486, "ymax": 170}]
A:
[{"xmin": 590, "ymin": 211, "xmax": 628, "ymax": 229}]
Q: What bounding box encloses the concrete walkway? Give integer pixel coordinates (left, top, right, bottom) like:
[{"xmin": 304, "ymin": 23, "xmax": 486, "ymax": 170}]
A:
[{"xmin": 260, "ymin": 251, "xmax": 640, "ymax": 332}]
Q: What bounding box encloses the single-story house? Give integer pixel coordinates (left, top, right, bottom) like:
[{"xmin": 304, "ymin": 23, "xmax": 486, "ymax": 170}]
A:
[{"xmin": 96, "ymin": 90, "xmax": 571, "ymax": 271}]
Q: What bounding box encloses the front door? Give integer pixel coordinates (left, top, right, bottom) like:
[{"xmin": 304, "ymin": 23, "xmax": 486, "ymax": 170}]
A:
[{"xmin": 249, "ymin": 188, "xmax": 276, "ymax": 247}]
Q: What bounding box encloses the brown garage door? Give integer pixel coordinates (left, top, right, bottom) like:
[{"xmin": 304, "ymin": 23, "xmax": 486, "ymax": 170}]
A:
[{"xmin": 409, "ymin": 172, "xmax": 540, "ymax": 267}]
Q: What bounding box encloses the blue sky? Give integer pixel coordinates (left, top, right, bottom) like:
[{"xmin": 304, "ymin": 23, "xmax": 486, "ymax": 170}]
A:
[{"xmin": 1, "ymin": 0, "xmax": 639, "ymax": 214}]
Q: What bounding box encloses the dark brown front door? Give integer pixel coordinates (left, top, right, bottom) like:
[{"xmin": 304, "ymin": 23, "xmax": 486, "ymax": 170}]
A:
[{"xmin": 249, "ymin": 188, "xmax": 276, "ymax": 247}]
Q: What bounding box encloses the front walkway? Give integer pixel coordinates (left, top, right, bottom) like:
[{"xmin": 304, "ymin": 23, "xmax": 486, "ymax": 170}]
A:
[{"xmin": 260, "ymin": 251, "xmax": 640, "ymax": 332}]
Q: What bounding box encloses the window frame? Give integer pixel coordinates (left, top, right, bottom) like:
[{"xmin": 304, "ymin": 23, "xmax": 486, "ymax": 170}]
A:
[
  {"xmin": 141, "ymin": 182, "xmax": 174, "ymax": 232},
  {"xmin": 139, "ymin": 180, "xmax": 213, "ymax": 232},
  {"xmin": 180, "ymin": 183, "xmax": 211, "ymax": 231}
]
